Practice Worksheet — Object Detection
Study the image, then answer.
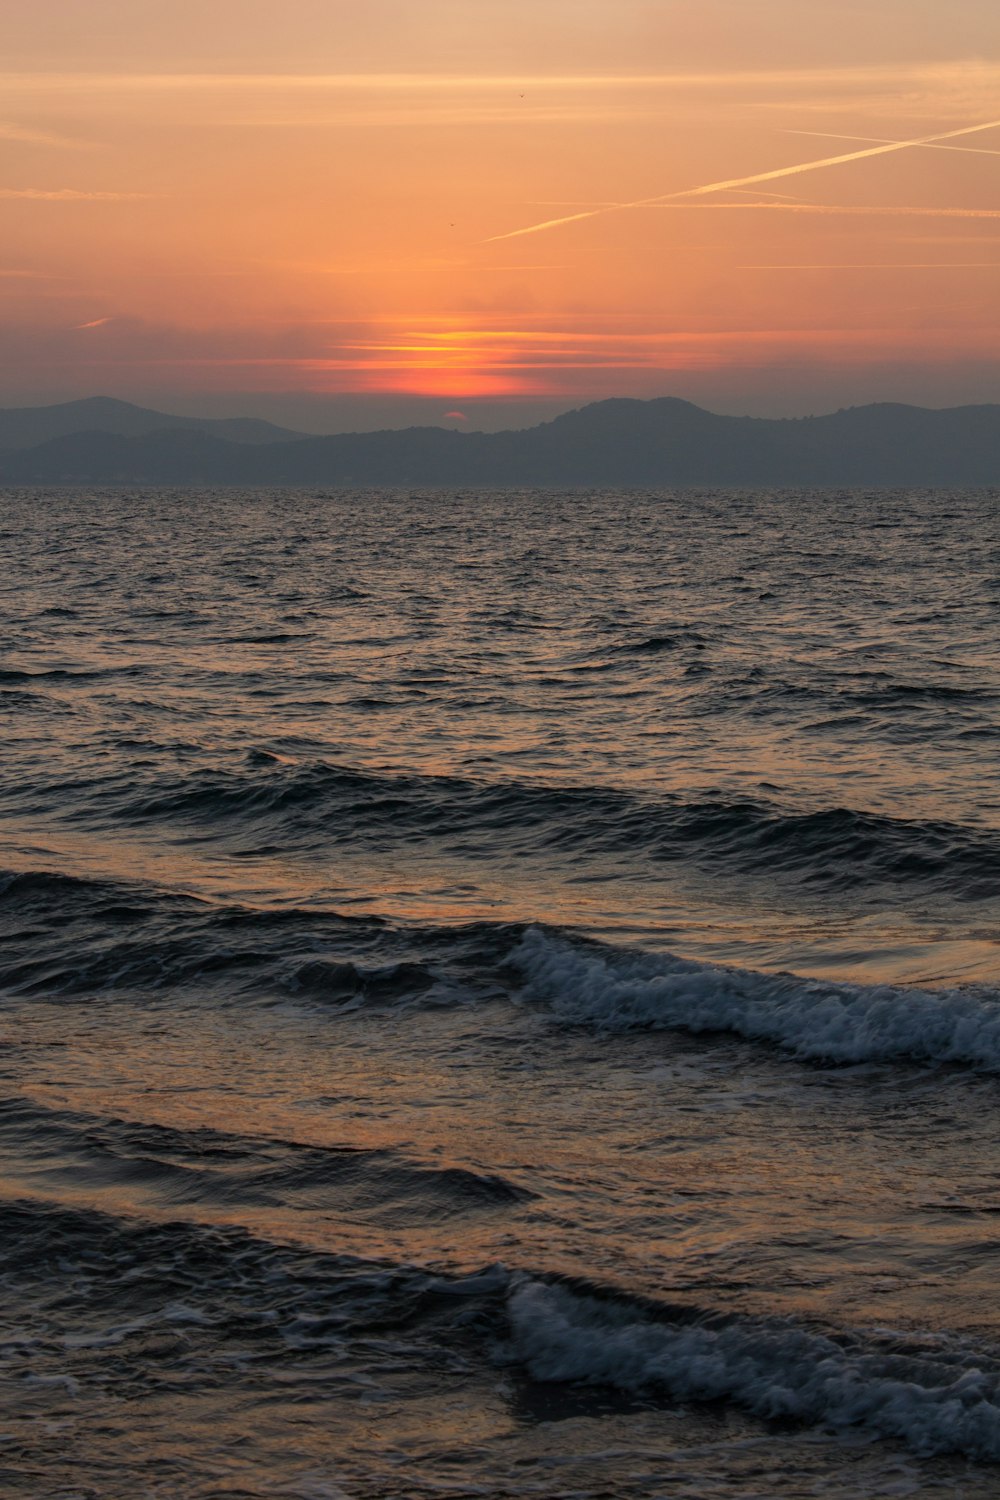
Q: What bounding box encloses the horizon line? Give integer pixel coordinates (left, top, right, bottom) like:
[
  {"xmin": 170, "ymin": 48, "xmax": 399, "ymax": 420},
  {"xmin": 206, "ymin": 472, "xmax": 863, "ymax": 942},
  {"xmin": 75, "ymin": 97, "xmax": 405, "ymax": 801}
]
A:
[{"xmin": 5, "ymin": 390, "xmax": 1000, "ymax": 428}]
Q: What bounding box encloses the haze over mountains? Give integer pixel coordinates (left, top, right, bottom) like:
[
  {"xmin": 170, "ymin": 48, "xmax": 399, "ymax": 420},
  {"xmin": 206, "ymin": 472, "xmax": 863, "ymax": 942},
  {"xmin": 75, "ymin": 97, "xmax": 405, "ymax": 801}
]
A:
[
  {"xmin": 3, "ymin": 396, "xmax": 1000, "ymax": 487},
  {"xmin": 0, "ymin": 397, "xmax": 306, "ymax": 451}
]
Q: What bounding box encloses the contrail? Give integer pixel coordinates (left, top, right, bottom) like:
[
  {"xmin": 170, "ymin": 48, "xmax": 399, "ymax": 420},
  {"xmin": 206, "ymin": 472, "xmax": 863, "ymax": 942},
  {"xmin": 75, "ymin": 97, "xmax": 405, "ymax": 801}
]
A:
[
  {"xmin": 787, "ymin": 129, "xmax": 1000, "ymax": 158},
  {"xmin": 725, "ymin": 188, "xmax": 803, "ymax": 200},
  {"xmin": 484, "ymin": 116, "xmax": 1000, "ymax": 242},
  {"xmin": 637, "ymin": 203, "xmax": 1000, "ymax": 219}
]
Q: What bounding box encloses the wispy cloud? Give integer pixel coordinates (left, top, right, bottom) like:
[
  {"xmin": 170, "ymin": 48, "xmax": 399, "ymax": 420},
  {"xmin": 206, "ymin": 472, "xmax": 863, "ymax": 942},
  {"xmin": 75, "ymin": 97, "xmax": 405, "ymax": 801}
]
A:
[
  {"xmin": 5, "ymin": 63, "xmax": 998, "ymax": 134},
  {"xmin": 0, "ymin": 121, "xmax": 89, "ymax": 149},
  {"xmin": 0, "ymin": 188, "xmax": 148, "ymax": 200},
  {"xmin": 738, "ymin": 262, "xmax": 1000, "ymax": 269},
  {"xmin": 2, "ymin": 64, "xmax": 999, "ymax": 94},
  {"xmin": 74, "ymin": 317, "xmax": 112, "ymax": 329},
  {"xmin": 485, "ymin": 115, "xmax": 1000, "ymax": 242},
  {"xmin": 641, "ymin": 203, "xmax": 1000, "ymax": 220}
]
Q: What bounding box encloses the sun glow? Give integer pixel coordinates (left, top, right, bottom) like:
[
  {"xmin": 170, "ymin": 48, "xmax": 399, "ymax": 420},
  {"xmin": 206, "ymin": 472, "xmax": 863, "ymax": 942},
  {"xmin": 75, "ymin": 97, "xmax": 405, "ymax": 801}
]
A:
[{"xmin": 4, "ymin": 2, "xmax": 1000, "ymax": 415}]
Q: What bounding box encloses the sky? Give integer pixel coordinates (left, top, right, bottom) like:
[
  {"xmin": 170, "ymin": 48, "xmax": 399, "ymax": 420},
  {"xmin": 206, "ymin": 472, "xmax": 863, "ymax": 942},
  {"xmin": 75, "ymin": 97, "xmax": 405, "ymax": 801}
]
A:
[{"xmin": 4, "ymin": 0, "xmax": 1000, "ymax": 429}]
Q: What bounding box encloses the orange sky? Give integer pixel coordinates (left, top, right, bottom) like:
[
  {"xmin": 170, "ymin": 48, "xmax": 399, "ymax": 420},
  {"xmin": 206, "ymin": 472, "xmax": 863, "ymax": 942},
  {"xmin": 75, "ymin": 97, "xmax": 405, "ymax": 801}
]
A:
[{"xmin": 4, "ymin": 0, "xmax": 1000, "ymax": 426}]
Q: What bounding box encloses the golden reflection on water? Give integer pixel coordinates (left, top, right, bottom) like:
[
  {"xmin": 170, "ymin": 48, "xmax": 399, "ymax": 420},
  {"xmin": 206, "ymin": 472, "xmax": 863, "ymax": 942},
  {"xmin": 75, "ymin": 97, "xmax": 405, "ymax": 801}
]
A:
[
  {"xmin": 5, "ymin": 811, "xmax": 998, "ymax": 987},
  {"xmin": 7, "ymin": 992, "xmax": 1000, "ymax": 1337}
]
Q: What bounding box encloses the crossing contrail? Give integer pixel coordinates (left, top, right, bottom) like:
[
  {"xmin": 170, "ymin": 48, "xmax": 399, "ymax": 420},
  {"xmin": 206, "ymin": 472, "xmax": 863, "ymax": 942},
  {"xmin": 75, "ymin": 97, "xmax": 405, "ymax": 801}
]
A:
[
  {"xmin": 787, "ymin": 129, "xmax": 1000, "ymax": 158},
  {"xmin": 484, "ymin": 116, "xmax": 1000, "ymax": 242}
]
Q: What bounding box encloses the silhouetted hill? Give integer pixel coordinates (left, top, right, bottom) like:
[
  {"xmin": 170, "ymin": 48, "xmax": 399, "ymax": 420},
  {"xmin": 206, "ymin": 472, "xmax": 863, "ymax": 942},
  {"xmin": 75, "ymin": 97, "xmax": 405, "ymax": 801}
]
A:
[
  {"xmin": 0, "ymin": 396, "xmax": 306, "ymax": 450},
  {"xmin": 2, "ymin": 397, "xmax": 1000, "ymax": 485}
]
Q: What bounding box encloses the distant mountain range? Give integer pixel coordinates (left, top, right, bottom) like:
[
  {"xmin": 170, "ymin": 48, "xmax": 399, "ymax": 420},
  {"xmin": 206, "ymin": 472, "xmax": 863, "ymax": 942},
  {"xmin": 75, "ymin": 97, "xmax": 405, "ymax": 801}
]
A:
[
  {"xmin": 2, "ymin": 395, "xmax": 1000, "ymax": 486},
  {"xmin": 0, "ymin": 396, "xmax": 306, "ymax": 451}
]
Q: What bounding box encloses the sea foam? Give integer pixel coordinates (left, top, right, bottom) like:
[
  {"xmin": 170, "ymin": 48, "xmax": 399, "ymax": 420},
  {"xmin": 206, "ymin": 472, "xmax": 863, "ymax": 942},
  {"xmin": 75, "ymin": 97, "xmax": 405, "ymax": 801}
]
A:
[
  {"xmin": 511, "ymin": 927, "xmax": 1000, "ymax": 1069},
  {"xmin": 507, "ymin": 1279, "xmax": 1000, "ymax": 1458}
]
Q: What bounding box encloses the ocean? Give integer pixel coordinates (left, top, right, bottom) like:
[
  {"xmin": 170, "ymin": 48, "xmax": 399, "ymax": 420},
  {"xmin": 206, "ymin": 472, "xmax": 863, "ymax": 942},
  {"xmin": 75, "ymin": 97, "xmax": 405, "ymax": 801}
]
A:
[{"xmin": 1, "ymin": 484, "xmax": 999, "ymax": 1498}]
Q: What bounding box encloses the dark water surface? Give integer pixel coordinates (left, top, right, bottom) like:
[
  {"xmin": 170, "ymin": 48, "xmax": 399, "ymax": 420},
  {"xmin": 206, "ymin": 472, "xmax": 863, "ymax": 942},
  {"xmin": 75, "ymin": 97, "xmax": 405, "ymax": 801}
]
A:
[{"xmin": 2, "ymin": 486, "xmax": 999, "ymax": 1497}]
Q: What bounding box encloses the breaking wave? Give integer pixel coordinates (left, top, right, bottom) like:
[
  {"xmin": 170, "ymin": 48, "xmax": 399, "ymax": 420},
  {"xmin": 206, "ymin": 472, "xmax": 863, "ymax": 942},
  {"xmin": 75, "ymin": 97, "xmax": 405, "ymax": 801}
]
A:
[
  {"xmin": 512, "ymin": 927, "xmax": 1000, "ymax": 1070},
  {"xmin": 5, "ymin": 862, "xmax": 1000, "ymax": 1075},
  {"xmin": 506, "ymin": 1279, "xmax": 1000, "ymax": 1460},
  {"xmin": 7, "ymin": 1198, "xmax": 1000, "ymax": 1462}
]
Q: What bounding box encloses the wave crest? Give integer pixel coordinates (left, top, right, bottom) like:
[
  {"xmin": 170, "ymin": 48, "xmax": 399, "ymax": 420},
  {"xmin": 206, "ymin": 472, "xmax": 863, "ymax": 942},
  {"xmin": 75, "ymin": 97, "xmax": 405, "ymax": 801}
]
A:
[
  {"xmin": 507, "ymin": 1279, "xmax": 1000, "ymax": 1459},
  {"xmin": 512, "ymin": 927, "xmax": 1000, "ymax": 1069},
  {"xmin": 8, "ymin": 759, "xmax": 999, "ymax": 897}
]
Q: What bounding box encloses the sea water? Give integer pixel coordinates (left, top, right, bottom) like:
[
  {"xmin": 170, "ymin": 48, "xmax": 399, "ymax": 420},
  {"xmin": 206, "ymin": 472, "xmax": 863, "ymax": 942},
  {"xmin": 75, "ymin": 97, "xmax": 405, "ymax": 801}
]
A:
[{"xmin": 1, "ymin": 485, "xmax": 999, "ymax": 1497}]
